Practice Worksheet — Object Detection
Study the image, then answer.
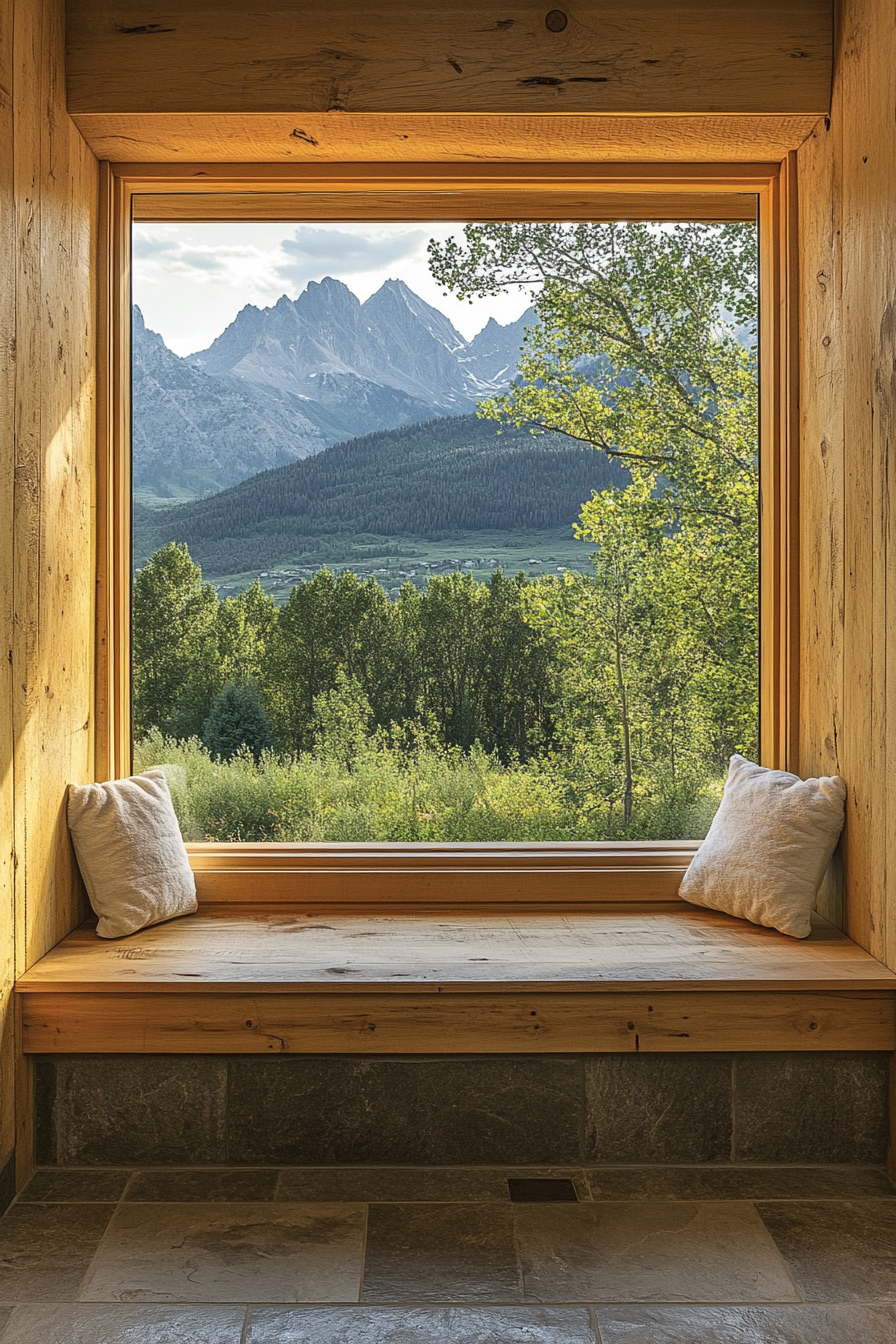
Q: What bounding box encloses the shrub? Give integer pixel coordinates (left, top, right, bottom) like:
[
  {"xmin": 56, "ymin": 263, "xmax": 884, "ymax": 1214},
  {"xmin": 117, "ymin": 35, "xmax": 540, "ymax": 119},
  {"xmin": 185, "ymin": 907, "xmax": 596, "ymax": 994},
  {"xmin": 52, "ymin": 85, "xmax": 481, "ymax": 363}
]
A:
[{"xmin": 134, "ymin": 731, "xmax": 721, "ymax": 844}]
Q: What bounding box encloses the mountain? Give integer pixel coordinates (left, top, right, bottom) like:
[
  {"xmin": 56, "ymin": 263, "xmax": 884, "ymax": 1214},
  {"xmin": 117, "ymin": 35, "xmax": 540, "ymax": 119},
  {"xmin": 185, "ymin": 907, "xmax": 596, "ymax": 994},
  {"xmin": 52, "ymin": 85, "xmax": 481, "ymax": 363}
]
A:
[
  {"xmin": 187, "ymin": 277, "xmax": 536, "ymax": 432},
  {"xmin": 463, "ymin": 310, "xmax": 535, "ymax": 385},
  {"xmin": 133, "ymin": 414, "xmax": 625, "ymax": 578},
  {"xmin": 132, "ymin": 308, "xmax": 328, "ymax": 500},
  {"xmin": 134, "ymin": 280, "xmax": 537, "ymax": 502}
]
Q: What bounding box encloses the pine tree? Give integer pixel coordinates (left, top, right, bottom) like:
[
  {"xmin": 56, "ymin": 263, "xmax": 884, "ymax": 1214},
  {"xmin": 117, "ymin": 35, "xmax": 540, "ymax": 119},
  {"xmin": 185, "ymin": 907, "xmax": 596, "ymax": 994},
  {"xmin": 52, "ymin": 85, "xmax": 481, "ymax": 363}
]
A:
[{"xmin": 202, "ymin": 680, "xmax": 273, "ymax": 761}]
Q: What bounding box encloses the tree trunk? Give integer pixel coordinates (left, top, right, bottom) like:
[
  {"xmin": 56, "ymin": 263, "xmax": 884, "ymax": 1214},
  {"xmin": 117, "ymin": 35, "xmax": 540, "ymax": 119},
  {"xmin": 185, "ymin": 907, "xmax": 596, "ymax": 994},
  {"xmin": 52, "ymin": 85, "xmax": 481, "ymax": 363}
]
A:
[{"xmin": 612, "ymin": 592, "xmax": 633, "ymax": 828}]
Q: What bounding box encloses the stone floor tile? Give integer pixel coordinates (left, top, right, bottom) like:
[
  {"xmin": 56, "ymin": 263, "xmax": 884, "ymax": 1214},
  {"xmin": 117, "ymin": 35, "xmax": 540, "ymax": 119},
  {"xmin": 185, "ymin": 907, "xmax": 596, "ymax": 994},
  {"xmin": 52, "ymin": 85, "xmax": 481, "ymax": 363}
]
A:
[
  {"xmin": 276, "ymin": 1167, "xmax": 588, "ymax": 1203},
  {"xmin": 126, "ymin": 1169, "xmax": 279, "ymax": 1202},
  {"xmin": 0, "ymin": 1204, "xmax": 116, "ymax": 1301},
  {"xmin": 362, "ymin": 1203, "xmax": 523, "ymax": 1302},
  {"xmin": 757, "ymin": 1199, "xmax": 896, "ymax": 1300},
  {"xmin": 246, "ymin": 1305, "xmax": 597, "ymax": 1343},
  {"xmin": 0, "ymin": 1303, "xmax": 246, "ymax": 1343},
  {"xmin": 594, "ymin": 1304, "xmax": 896, "ymax": 1343},
  {"xmin": 78, "ymin": 1202, "xmax": 365, "ymax": 1304},
  {"xmin": 17, "ymin": 1169, "xmax": 131, "ymax": 1203},
  {"xmin": 515, "ymin": 1202, "xmax": 800, "ymax": 1303},
  {"xmin": 585, "ymin": 1165, "xmax": 896, "ymax": 1202}
]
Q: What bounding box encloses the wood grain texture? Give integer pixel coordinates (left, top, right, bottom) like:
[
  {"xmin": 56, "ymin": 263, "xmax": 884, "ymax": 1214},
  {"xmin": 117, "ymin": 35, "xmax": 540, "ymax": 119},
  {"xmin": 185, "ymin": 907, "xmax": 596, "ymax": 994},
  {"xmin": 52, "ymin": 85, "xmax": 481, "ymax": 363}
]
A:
[
  {"xmin": 756, "ymin": 156, "xmax": 801, "ymax": 769},
  {"xmin": 0, "ymin": 0, "xmax": 17, "ymax": 1169},
  {"xmin": 117, "ymin": 162, "xmax": 782, "ymax": 191},
  {"xmin": 796, "ymin": 0, "xmax": 896, "ymax": 971},
  {"xmin": 797, "ymin": 113, "xmax": 844, "ymax": 929},
  {"xmin": 65, "ymin": 0, "xmax": 833, "ymax": 116},
  {"xmin": 20, "ymin": 989, "xmax": 894, "ymax": 1054},
  {"xmin": 72, "ymin": 112, "xmax": 822, "ymax": 167},
  {"xmin": 15, "ymin": 906, "xmax": 896, "ymax": 994},
  {"xmin": 94, "ymin": 163, "xmax": 132, "ymax": 785},
  {"xmin": 12, "ymin": 0, "xmax": 96, "ymax": 972},
  {"xmin": 133, "ymin": 190, "xmax": 758, "ymax": 224},
  {"xmin": 3, "ymin": 0, "xmax": 98, "ymax": 1186}
]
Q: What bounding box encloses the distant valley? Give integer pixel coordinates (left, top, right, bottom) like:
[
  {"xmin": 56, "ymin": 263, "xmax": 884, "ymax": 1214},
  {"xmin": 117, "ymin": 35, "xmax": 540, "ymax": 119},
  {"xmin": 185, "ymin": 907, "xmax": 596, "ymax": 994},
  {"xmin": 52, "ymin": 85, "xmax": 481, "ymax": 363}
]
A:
[{"xmin": 133, "ymin": 415, "xmax": 625, "ymax": 596}]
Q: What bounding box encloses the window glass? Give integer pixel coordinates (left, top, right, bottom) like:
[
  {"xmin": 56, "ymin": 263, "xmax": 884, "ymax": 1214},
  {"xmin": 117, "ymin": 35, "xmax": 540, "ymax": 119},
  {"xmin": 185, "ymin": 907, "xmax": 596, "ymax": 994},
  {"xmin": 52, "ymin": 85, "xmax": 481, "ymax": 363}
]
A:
[{"xmin": 131, "ymin": 218, "xmax": 758, "ymax": 843}]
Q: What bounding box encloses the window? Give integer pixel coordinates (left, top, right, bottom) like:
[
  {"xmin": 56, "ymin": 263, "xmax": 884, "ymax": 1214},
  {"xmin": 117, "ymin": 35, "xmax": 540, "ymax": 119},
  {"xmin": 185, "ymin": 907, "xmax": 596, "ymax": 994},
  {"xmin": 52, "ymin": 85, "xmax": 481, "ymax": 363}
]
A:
[{"xmin": 97, "ymin": 162, "xmax": 798, "ymax": 900}]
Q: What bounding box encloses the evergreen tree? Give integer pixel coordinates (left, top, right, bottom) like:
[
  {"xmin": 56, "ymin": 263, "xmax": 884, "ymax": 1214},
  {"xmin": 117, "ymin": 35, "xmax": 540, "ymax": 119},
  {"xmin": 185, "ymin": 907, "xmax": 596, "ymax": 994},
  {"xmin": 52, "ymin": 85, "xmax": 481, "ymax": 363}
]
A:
[{"xmin": 202, "ymin": 680, "xmax": 273, "ymax": 761}]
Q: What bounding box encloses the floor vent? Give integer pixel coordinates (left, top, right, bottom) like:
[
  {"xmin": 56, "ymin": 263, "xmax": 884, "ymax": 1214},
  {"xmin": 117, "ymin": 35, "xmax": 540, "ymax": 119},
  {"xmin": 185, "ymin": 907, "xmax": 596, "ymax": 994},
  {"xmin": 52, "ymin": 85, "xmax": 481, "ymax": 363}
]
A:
[{"xmin": 507, "ymin": 1178, "xmax": 578, "ymax": 1203}]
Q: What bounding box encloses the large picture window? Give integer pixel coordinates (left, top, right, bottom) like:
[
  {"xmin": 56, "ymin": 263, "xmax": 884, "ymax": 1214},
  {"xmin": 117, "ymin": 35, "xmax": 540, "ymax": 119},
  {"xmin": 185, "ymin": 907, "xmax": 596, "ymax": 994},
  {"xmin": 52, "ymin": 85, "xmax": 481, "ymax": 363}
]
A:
[{"xmin": 97, "ymin": 164, "xmax": 797, "ymax": 898}]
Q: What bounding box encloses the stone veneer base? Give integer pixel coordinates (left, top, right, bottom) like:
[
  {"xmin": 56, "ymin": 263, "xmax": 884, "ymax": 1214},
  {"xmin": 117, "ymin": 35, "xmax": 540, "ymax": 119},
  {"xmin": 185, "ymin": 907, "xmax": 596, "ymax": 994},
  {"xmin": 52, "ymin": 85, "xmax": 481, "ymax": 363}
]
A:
[{"xmin": 34, "ymin": 1052, "xmax": 890, "ymax": 1168}]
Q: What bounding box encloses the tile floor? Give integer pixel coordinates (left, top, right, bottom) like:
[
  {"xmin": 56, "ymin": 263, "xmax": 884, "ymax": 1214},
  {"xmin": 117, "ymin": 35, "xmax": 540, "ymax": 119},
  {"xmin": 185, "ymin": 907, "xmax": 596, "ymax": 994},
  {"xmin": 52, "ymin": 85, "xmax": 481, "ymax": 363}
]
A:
[{"xmin": 0, "ymin": 1165, "xmax": 892, "ymax": 1341}]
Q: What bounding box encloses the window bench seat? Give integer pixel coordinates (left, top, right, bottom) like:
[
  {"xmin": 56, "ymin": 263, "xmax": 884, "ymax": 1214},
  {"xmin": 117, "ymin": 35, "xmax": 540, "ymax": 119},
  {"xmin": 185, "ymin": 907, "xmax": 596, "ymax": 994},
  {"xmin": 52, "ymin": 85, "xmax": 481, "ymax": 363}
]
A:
[{"xmin": 16, "ymin": 904, "xmax": 896, "ymax": 1055}]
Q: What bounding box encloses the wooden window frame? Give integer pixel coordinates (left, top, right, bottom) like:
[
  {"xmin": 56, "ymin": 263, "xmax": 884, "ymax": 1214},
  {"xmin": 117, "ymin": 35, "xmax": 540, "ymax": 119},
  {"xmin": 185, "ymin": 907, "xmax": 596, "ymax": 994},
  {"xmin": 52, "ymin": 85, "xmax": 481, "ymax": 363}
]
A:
[{"xmin": 97, "ymin": 158, "xmax": 798, "ymax": 904}]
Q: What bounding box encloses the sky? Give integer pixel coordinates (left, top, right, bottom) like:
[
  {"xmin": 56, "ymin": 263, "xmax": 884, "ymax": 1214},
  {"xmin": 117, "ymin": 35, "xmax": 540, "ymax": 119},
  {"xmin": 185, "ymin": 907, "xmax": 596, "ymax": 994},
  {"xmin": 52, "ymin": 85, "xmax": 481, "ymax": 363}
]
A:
[{"xmin": 132, "ymin": 222, "xmax": 536, "ymax": 357}]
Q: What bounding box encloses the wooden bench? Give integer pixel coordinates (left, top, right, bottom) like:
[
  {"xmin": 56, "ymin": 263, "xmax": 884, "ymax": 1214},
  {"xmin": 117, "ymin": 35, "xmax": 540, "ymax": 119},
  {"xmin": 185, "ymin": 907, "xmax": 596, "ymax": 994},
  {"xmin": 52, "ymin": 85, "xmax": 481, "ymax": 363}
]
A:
[{"xmin": 16, "ymin": 903, "xmax": 896, "ymax": 1055}]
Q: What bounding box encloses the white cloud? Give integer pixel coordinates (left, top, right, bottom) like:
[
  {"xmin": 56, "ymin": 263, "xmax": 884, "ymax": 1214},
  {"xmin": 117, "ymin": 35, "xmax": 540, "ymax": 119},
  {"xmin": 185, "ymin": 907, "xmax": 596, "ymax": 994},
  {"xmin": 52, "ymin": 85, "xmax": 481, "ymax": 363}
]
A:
[
  {"xmin": 277, "ymin": 225, "xmax": 427, "ymax": 286},
  {"xmin": 132, "ymin": 221, "xmax": 534, "ymax": 355}
]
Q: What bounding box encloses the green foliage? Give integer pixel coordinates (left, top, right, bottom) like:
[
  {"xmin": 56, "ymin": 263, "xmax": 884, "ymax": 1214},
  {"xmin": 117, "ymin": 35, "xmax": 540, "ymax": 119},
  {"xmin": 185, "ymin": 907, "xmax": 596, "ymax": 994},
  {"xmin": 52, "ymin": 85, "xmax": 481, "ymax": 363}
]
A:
[
  {"xmin": 133, "ymin": 549, "xmax": 276, "ymax": 742},
  {"xmin": 430, "ymin": 221, "xmax": 759, "ymax": 819},
  {"xmin": 135, "ymin": 731, "xmax": 721, "ymax": 845},
  {"xmin": 202, "ymin": 680, "xmax": 273, "ymax": 762},
  {"xmin": 132, "ymin": 543, "xmax": 218, "ymax": 739},
  {"xmin": 134, "ymin": 549, "xmax": 557, "ymax": 766},
  {"xmin": 310, "ymin": 672, "xmax": 373, "ymax": 771}
]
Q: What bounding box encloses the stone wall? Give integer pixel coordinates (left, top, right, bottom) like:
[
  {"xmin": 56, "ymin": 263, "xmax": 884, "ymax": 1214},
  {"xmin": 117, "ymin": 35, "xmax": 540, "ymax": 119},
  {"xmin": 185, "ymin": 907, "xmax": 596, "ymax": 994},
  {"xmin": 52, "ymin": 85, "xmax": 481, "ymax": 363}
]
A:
[{"xmin": 34, "ymin": 1053, "xmax": 889, "ymax": 1168}]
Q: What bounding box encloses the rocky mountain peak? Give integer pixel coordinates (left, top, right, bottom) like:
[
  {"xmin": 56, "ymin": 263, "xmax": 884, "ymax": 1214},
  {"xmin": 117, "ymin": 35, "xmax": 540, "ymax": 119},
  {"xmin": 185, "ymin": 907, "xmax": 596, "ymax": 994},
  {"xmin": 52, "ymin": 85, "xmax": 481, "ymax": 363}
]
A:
[{"xmin": 136, "ymin": 280, "xmax": 535, "ymax": 501}]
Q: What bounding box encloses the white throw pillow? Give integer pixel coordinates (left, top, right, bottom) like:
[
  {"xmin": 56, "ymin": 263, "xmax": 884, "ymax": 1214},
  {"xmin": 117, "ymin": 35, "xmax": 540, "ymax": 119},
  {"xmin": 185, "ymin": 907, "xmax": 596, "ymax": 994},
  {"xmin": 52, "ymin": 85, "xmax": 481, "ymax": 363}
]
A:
[
  {"xmin": 68, "ymin": 769, "xmax": 197, "ymax": 939},
  {"xmin": 679, "ymin": 754, "xmax": 846, "ymax": 938}
]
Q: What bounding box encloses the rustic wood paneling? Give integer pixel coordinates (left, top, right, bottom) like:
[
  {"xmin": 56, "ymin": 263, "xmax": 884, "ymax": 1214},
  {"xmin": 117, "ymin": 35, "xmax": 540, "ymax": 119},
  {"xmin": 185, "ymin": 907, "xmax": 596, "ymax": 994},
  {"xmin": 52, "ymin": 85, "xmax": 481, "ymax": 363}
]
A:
[
  {"xmin": 0, "ymin": 0, "xmax": 17, "ymax": 1170},
  {"xmin": 133, "ymin": 189, "xmax": 759, "ymax": 224},
  {"xmin": 20, "ymin": 989, "xmax": 895, "ymax": 1055},
  {"xmin": 12, "ymin": 0, "xmax": 95, "ymax": 969},
  {"xmin": 797, "ymin": 113, "xmax": 844, "ymax": 928},
  {"xmin": 65, "ymin": 1, "xmax": 833, "ymax": 118},
  {"xmin": 797, "ymin": 0, "xmax": 896, "ymax": 967},
  {"xmin": 0, "ymin": 0, "xmax": 97, "ymax": 1185},
  {"xmin": 72, "ymin": 112, "xmax": 822, "ymax": 166}
]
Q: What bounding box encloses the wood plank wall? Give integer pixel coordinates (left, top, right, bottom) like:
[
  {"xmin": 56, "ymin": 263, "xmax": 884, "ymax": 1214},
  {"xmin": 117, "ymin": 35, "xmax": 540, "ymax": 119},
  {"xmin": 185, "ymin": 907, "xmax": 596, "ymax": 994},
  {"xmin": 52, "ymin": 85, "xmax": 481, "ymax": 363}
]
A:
[
  {"xmin": 797, "ymin": 0, "xmax": 896, "ymax": 970},
  {"xmin": 0, "ymin": 0, "xmax": 97, "ymax": 1182}
]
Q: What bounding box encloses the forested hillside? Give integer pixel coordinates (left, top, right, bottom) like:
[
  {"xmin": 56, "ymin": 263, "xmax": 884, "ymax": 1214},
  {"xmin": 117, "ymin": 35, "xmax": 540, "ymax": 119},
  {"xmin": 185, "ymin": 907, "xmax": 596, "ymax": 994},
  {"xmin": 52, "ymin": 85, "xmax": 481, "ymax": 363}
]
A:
[{"xmin": 133, "ymin": 414, "xmax": 625, "ymax": 575}]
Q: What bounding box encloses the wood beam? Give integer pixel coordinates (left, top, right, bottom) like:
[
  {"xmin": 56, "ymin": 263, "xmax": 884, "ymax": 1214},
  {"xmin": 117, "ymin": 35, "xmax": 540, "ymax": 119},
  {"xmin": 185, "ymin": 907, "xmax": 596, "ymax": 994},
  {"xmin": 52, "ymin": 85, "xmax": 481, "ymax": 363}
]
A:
[
  {"xmin": 72, "ymin": 112, "xmax": 823, "ymax": 167},
  {"xmin": 65, "ymin": 1, "xmax": 832, "ymax": 117}
]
